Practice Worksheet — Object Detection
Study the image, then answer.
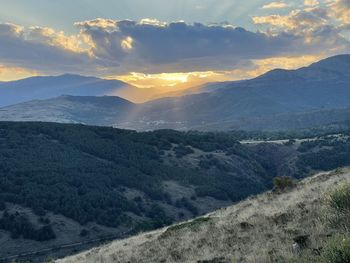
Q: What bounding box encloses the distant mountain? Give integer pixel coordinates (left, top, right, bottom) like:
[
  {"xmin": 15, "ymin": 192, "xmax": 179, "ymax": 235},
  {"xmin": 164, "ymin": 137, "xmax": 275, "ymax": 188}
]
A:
[
  {"xmin": 0, "ymin": 74, "xmax": 161, "ymax": 106},
  {"xmin": 1, "ymin": 54, "xmax": 350, "ymax": 131},
  {"xmin": 0, "ymin": 74, "xmax": 131, "ymax": 106},
  {"xmin": 125, "ymin": 54, "xmax": 350, "ymax": 130},
  {"xmin": 0, "ymin": 95, "xmax": 135, "ymax": 126}
]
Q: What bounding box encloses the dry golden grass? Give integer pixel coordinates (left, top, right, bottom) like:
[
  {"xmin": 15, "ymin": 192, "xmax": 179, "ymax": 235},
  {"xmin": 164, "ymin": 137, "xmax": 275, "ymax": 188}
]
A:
[{"xmin": 57, "ymin": 167, "xmax": 350, "ymax": 263}]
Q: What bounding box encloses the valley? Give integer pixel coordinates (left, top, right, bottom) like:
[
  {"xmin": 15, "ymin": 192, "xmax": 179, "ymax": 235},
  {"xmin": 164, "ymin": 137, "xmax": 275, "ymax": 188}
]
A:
[
  {"xmin": 2, "ymin": 2, "xmax": 350, "ymax": 262},
  {"xmin": 0, "ymin": 122, "xmax": 349, "ymax": 262}
]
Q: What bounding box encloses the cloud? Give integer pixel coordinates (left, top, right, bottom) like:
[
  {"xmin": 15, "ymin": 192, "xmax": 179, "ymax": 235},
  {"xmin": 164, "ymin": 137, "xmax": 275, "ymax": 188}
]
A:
[
  {"xmin": 304, "ymin": 0, "xmax": 320, "ymax": 7},
  {"xmin": 252, "ymin": 5, "xmax": 350, "ymax": 51},
  {"xmin": 116, "ymin": 71, "xmax": 234, "ymax": 90},
  {"xmin": 0, "ymin": 14, "xmax": 349, "ymax": 79},
  {"xmin": 252, "ymin": 8, "xmax": 329, "ymax": 32},
  {"xmin": 0, "ymin": 64, "xmax": 38, "ymax": 81},
  {"xmin": 262, "ymin": 2, "xmax": 288, "ymax": 9},
  {"xmin": 330, "ymin": 0, "xmax": 350, "ymax": 24},
  {"xmin": 75, "ymin": 18, "xmax": 335, "ymax": 74},
  {"xmin": 0, "ymin": 23, "xmax": 93, "ymax": 75},
  {"xmin": 252, "ymin": 1, "xmax": 350, "ymax": 72}
]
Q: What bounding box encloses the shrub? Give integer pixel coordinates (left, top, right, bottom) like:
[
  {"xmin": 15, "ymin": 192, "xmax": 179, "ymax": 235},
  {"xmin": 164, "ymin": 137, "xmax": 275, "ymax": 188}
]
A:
[
  {"xmin": 80, "ymin": 229, "xmax": 89, "ymax": 237},
  {"xmin": 321, "ymin": 235, "xmax": 350, "ymax": 263},
  {"xmin": 328, "ymin": 184, "xmax": 350, "ymax": 213},
  {"xmin": 273, "ymin": 176, "xmax": 295, "ymax": 192},
  {"xmin": 326, "ymin": 184, "xmax": 350, "ymax": 230},
  {"xmin": 173, "ymin": 144, "xmax": 194, "ymax": 158},
  {"xmin": 0, "ymin": 201, "xmax": 6, "ymax": 210},
  {"xmin": 284, "ymin": 139, "xmax": 296, "ymax": 146}
]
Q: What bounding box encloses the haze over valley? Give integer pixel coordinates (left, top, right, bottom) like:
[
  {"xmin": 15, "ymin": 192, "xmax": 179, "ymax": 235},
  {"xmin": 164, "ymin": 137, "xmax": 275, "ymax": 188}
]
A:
[
  {"xmin": 1, "ymin": 55, "xmax": 350, "ymax": 131},
  {"xmin": 1, "ymin": 0, "xmax": 350, "ymax": 262}
]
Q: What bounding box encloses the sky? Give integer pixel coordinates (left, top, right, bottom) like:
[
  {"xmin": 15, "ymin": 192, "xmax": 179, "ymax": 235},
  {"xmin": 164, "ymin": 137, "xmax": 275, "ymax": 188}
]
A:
[{"xmin": 0, "ymin": 0, "xmax": 349, "ymax": 89}]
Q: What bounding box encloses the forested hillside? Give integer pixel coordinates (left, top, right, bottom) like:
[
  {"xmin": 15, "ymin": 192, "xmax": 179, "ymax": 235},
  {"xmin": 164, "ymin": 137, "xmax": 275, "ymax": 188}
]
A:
[
  {"xmin": 0, "ymin": 122, "xmax": 268, "ymax": 230},
  {"xmin": 0, "ymin": 122, "xmax": 350, "ymax": 261},
  {"xmin": 59, "ymin": 168, "xmax": 350, "ymax": 263}
]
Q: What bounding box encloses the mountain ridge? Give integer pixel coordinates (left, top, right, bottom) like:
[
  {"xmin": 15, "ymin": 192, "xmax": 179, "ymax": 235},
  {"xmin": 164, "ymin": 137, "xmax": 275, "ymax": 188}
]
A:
[{"xmin": 1, "ymin": 54, "xmax": 350, "ymax": 131}]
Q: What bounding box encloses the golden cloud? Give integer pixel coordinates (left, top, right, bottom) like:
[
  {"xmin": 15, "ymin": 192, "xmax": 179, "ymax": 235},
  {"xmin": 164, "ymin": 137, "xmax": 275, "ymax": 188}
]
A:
[
  {"xmin": 0, "ymin": 65, "xmax": 38, "ymax": 81},
  {"xmin": 330, "ymin": 0, "xmax": 350, "ymax": 24},
  {"xmin": 253, "ymin": 8, "xmax": 328, "ymax": 31},
  {"xmin": 28, "ymin": 26, "xmax": 86, "ymax": 53},
  {"xmin": 115, "ymin": 71, "xmax": 233, "ymax": 90},
  {"xmin": 121, "ymin": 37, "xmax": 133, "ymax": 51},
  {"xmin": 113, "ymin": 54, "xmax": 324, "ymax": 91},
  {"xmin": 262, "ymin": 2, "xmax": 288, "ymax": 9},
  {"xmin": 74, "ymin": 18, "xmax": 117, "ymax": 29},
  {"xmin": 304, "ymin": 0, "xmax": 320, "ymax": 6},
  {"xmin": 139, "ymin": 18, "xmax": 167, "ymax": 27},
  {"xmin": 250, "ymin": 54, "xmax": 325, "ymax": 75}
]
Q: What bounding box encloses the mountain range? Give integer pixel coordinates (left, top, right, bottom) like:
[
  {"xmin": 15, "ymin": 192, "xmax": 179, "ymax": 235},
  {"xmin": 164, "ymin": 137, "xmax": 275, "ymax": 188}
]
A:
[{"xmin": 0, "ymin": 54, "xmax": 350, "ymax": 131}]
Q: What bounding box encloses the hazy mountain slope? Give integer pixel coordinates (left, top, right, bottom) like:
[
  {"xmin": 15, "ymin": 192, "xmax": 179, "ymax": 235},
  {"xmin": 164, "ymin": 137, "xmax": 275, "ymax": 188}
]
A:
[
  {"xmin": 0, "ymin": 74, "xmax": 153, "ymax": 106},
  {"xmin": 127, "ymin": 54, "xmax": 350, "ymax": 130},
  {"xmin": 0, "ymin": 95, "xmax": 136, "ymax": 125},
  {"xmin": 58, "ymin": 168, "xmax": 350, "ymax": 263},
  {"xmin": 189, "ymin": 107, "xmax": 350, "ymax": 131},
  {"xmin": 1, "ymin": 54, "xmax": 350, "ymax": 131}
]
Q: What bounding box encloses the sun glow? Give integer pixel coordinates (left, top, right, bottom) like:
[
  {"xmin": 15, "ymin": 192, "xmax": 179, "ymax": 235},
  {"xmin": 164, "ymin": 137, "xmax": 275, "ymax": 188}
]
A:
[
  {"xmin": 0, "ymin": 65, "xmax": 38, "ymax": 81},
  {"xmin": 115, "ymin": 71, "xmax": 233, "ymax": 90}
]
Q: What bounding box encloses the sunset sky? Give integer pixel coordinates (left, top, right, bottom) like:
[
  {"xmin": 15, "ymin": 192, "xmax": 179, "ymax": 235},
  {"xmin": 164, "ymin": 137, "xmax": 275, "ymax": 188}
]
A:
[{"xmin": 0, "ymin": 0, "xmax": 349, "ymax": 89}]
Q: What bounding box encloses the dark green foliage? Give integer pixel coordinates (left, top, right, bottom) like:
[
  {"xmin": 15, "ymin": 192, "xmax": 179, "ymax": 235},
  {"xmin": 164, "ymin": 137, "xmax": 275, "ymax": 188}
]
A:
[
  {"xmin": 284, "ymin": 139, "xmax": 296, "ymax": 146},
  {"xmin": 328, "ymin": 184, "xmax": 350, "ymax": 213},
  {"xmin": 0, "ymin": 121, "xmax": 307, "ymax": 233},
  {"xmin": 38, "ymin": 217, "xmax": 50, "ymax": 225},
  {"xmin": 198, "ymin": 156, "xmax": 230, "ymax": 172},
  {"xmin": 173, "ymin": 144, "xmax": 194, "ymax": 158},
  {"xmin": 297, "ymin": 137, "xmax": 350, "ymax": 171},
  {"xmin": 273, "ymin": 176, "xmax": 295, "ymax": 192},
  {"xmin": 0, "ymin": 200, "xmax": 6, "ymax": 210},
  {"xmin": 145, "ymin": 204, "xmax": 173, "ymax": 228},
  {"xmin": 195, "ymin": 186, "xmax": 229, "ymax": 201},
  {"xmin": 0, "ymin": 211, "xmax": 56, "ymax": 241},
  {"xmin": 80, "ymin": 229, "xmax": 89, "ymax": 237},
  {"xmin": 326, "ymin": 184, "xmax": 350, "ymax": 230},
  {"xmin": 321, "ymin": 235, "xmax": 350, "ymax": 263},
  {"xmin": 161, "ymin": 217, "xmax": 212, "ymax": 238},
  {"xmin": 174, "ymin": 198, "xmax": 198, "ymax": 216}
]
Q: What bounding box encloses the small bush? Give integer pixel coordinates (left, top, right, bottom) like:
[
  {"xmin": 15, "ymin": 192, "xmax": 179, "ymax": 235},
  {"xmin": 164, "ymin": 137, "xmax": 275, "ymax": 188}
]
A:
[
  {"xmin": 273, "ymin": 176, "xmax": 295, "ymax": 192},
  {"xmin": 80, "ymin": 229, "xmax": 89, "ymax": 237},
  {"xmin": 0, "ymin": 201, "xmax": 6, "ymax": 210},
  {"xmin": 284, "ymin": 139, "xmax": 296, "ymax": 146},
  {"xmin": 325, "ymin": 184, "xmax": 350, "ymax": 230},
  {"xmin": 161, "ymin": 217, "xmax": 213, "ymax": 238},
  {"xmin": 321, "ymin": 235, "xmax": 350, "ymax": 263},
  {"xmin": 328, "ymin": 184, "xmax": 350, "ymax": 213},
  {"xmin": 173, "ymin": 144, "xmax": 194, "ymax": 158}
]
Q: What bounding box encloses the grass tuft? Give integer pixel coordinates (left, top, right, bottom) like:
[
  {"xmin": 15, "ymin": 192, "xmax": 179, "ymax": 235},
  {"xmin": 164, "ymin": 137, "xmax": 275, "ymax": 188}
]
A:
[
  {"xmin": 161, "ymin": 217, "xmax": 213, "ymax": 238},
  {"xmin": 328, "ymin": 183, "xmax": 350, "ymax": 213},
  {"xmin": 321, "ymin": 235, "xmax": 350, "ymax": 263}
]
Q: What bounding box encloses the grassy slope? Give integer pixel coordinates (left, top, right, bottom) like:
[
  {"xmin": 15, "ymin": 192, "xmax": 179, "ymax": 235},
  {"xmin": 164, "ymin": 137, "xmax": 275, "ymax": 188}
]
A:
[{"xmin": 58, "ymin": 167, "xmax": 350, "ymax": 263}]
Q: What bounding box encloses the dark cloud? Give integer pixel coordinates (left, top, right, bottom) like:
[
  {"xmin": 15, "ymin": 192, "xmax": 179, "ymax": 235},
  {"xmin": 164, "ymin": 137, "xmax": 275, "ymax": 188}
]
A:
[
  {"xmin": 76, "ymin": 19, "xmax": 327, "ymax": 73},
  {"xmin": 0, "ymin": 17, "xmax": 349, "ymax": 75},
  {"xmin": 0, "ymin": 23, "xmax": 93, "ymax": 74}
]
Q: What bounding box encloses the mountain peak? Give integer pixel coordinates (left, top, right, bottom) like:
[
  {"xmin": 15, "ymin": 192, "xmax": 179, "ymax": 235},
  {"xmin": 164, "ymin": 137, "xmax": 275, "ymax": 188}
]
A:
[
  {"xmin": 309, "ymin": 54, "xmax": 350, "ymax": 71},
  {"xmin": 255, "ymin": 54, "xmax": 350, "ymax": 81}
]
